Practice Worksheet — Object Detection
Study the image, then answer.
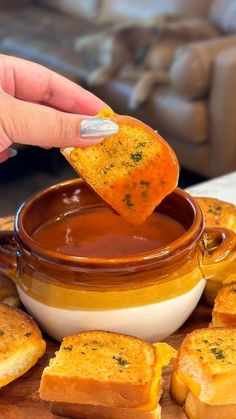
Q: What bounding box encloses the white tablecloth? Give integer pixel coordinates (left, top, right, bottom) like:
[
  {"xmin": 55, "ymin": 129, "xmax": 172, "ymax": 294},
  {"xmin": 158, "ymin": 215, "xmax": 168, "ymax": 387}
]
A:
[{"xmin": 186, "ymin": 171, "xmax": 236, "ymax": 205}]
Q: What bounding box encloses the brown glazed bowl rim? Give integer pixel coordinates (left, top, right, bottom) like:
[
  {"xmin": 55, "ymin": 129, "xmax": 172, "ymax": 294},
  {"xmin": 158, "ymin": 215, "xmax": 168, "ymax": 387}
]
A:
[{"xmin": 15, "ymin": 179, "xmax": 204, "ymax": 267}]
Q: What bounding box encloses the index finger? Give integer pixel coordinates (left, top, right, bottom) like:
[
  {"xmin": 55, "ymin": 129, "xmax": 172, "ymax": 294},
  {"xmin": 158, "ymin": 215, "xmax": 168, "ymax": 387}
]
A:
[{"xmin": 0, "ymin": 55, "xmax": 107, "ymax": 115}]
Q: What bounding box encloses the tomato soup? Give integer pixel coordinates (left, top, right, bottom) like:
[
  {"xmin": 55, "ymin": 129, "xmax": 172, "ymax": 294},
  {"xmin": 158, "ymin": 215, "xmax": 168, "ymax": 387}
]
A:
[{"xmin": 32, "ymin": 208, "xmax": 185, "ymax": 258}]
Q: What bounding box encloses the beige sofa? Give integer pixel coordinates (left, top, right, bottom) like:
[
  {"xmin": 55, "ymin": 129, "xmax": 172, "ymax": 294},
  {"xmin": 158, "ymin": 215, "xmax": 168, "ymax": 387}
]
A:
[{"xmin": 0, "ymin": 0, "xmax": 236, "ymax": 177}]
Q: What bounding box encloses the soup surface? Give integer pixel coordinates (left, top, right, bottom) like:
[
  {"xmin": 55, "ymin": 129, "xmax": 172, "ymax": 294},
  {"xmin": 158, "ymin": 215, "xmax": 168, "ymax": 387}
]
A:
[{"xmin": 33, "ymin": 207, "xmax": 185, "ymax": 258}]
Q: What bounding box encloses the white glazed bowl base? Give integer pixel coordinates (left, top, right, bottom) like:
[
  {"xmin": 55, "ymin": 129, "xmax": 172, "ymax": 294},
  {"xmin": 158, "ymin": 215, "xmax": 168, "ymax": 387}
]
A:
[{"xmin": 18, "ymin": 279, "xmax": 206, "ymax": 342}]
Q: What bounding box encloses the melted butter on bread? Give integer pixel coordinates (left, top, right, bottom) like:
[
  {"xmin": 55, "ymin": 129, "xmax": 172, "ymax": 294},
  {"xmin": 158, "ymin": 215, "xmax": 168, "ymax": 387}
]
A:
[
  {"xmin": 62, "ymin": 109, "xmax": 179, "ymax": 225},
  {"xmin": 211, "ymin": 284, "xmax": 236, "ymax": 327},
  {"xmin": 136, "ymin": 342, "xmax": 175, "ymax": 411},
  {"xmin": 172, "ymin": 327, "xmax": 236, "ymax": 405},
  {"xmin": 0, "ymin": 303, "xmax": 46, "ymax": 388},
  {"xmin": 40, "ymin": 331, "xmax": 175, "ymax": 411},
  {"xmin": 195, "ymin": 197, "xmax": 236, "ymax": 232}
]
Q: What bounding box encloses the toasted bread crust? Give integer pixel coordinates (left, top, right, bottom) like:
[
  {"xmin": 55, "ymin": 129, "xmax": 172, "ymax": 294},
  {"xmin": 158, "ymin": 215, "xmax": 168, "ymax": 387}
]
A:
[
  {"xmin": 51, "ymin": 402, "xmax": 161, "ymax": 419},
  {"xmin": 40, "ymin": 375, "xmax": 158, "ymax": 408},
  {"xmin": 199, "ymin": 196, "xmax": 236, "ymax": 307},
  {"xmin": 0, "ymin": 303, "xmax": 46, "ymax": 388},
  {"xmin": 211, "ymin": 284, "xmax": 236, "ymax": 326},
  {"xmin": 172, "ymin": 327, "xmax": 236, "ymax": 405},
  {"xmin": 0, "ymin": 275, "xmax": 20, "ymax": 307},
  {"xmin": 62, "ymin": 109, "xmax": 179, "ymax": 225},
  {"xmin": 0, "ymin": 216, "xmax": 14, "ymax": 231},
  {"xmin": 203, "ymin": 279, "xmax": 222, "ymax": 307},
  {"xmin": 185, "ymin": 391, "xmax": 236, "ymax": 419},
  {"xmin": 170, "ymin": 370, "xmax": 188, "ymax": 405},
  {"xmin": 171, "ymin": 371, "xmax": 236, "ymax": 418},
  {"xmin": 40, "ymin": 330, "xmax": 159, "ymax": 409},
  {"xmin": 195, "ymin": 197, "xmax": 236, "ymax": 232}
]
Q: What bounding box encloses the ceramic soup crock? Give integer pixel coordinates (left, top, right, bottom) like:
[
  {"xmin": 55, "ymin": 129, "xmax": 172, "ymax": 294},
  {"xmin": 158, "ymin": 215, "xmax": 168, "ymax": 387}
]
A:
[{"xmin": 0, "ymin": 179, "xmax": 236, "ymax": 341}]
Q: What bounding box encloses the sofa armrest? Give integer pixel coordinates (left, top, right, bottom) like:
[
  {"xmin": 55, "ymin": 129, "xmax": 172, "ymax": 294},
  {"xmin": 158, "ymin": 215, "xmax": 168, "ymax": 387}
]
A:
[
  {"xmin": 208, "ymin": 47, "xmax": 236, "ymax": 176},
  {"xmin": 170, "ymin": 35, "xmax": 236, "ymax": 99}
]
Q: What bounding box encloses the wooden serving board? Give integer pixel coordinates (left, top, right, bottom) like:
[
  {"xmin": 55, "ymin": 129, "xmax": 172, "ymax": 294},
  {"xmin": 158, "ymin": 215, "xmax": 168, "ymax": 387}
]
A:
[{"xmin": 0, "ymin": 216, "xmax": 212, "ymax": 419}]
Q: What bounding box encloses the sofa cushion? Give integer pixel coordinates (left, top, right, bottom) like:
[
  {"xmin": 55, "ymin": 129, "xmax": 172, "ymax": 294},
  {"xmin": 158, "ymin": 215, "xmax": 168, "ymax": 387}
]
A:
[
  {"xmin": 0, "ymin": 7, "xmax": 98, "ymax": 79},
  {"xmin": 99, "ymin": 0, "xmax": 213, "ymax": 24},
  {"xmin": 38, "ymin": 0, "xmax": 100, "ymax": 21},
  {"xmin": 170, "ymin": 35, "xmax": 236, "ymax": 99},
  {"xmin": 0, "ymin": 33, "xmax": 87, "ymax": 80},
  {"xmin": 92, "ymin": 81, "xmax": 208, "ymax": 145},
  {"xmin": 209, "ymin": 0, "xmax": 236, "ymax": 32},
  {"xmin": 0, "ymin": 5, "xmax": 100, "ymax": 45}
]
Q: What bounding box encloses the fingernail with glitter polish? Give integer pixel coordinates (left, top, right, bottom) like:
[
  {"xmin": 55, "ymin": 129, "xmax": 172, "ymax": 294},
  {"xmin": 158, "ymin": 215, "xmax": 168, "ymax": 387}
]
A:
[
  {"xmin": 80, "ymin": 118, "xmax": 119, "ymax": 139},
  {"xmin": 9, "ymin": 148, "xmax": 18, "ymax": 158}
]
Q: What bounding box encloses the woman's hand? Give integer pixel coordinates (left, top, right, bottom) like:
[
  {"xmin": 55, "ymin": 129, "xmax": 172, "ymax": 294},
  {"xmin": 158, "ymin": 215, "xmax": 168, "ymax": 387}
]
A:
[{"xmin": 0, "ymin": 55, "xmax": 118, "ymax": 162}]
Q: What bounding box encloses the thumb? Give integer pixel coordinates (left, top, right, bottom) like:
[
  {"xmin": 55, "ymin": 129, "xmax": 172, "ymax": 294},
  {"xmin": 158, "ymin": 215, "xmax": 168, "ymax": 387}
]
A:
[{"xmin": 0, "ymin": 92, "xmax": 118, "ymax": 151}]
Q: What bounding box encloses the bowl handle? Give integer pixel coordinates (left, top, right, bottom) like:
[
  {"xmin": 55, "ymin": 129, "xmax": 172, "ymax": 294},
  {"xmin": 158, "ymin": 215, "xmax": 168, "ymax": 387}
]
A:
[
  {"xmin": 201, "ymin": 227, "xmax": 236, "ymax": 282},
  {"xmin": 0, "ymin": 230, "xmax": 17, "ymax": 282}
]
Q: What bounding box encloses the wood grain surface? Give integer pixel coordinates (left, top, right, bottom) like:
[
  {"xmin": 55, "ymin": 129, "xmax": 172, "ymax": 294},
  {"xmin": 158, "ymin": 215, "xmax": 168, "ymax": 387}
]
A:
[{"xmin": 0, "ymin": 216, "xmax": 212, "ymax": 419}]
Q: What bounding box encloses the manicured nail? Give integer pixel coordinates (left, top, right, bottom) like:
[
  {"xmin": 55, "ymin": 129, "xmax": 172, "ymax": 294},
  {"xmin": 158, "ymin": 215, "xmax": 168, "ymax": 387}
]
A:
[
  {"xmin": 80, "ymin": 118, "xmax": 119, "ymax": 139},
  {"xmin": 9, "ymin": 148, "xmax": 17, "ymax": 158}
]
